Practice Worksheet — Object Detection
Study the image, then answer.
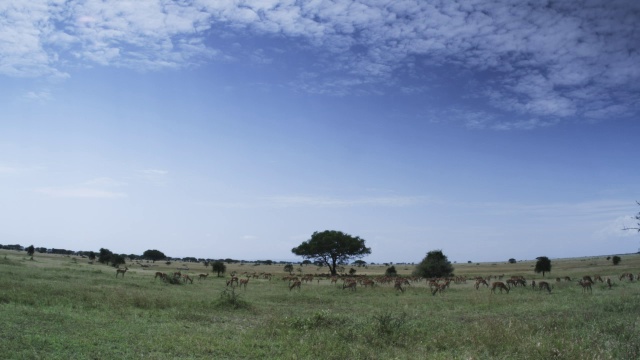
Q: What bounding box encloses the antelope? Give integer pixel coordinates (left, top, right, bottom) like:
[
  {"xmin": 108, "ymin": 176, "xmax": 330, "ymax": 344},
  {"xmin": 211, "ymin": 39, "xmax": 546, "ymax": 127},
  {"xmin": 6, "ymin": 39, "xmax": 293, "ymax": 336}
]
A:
[
  {"xmin": 116, "ymin": 267, "xmax": 128, "ymax": 278},
  {"xmin": 606, "ymin": 277, "xmax": 613, "ymax": 289},
  {"xmin": 239, "ymin": 278, "xmax": 249, "ymax": 289},
  {"xmin": 154, "ymin": 272, "xmax": 166, "ymax": 280},
  {"xmin": 362, "ymin": 279, "xmax": 375, "ymax": 288},
  {"xmin": 394, "ymin": 281, "xmax": 405, "ymax": 293},
  {"xmin": 343, "ymin": 280, "xmax": 357, "ymax": 291},
  {"xmin": 538, "ymin": 281, "xmax": 551, "ymax": 293},
  {"xmin": 531, "ymin": 280, "xmax": 536, "ymax": 289},
  {"xmin": 431, "ymin": 283, "xmax": 447, "ymax": 296},
  {"xmin": 198, "ymin": 273, "xmax": 209, "ymax": 280},
  {"xmin": 182, "ymin": 274, "xmax": 193, "ymax": 284},
  {"xmin": 475, "ymin": 279, "xmax": 489, "ymax": 290},
  {"xmin": 579, "ymin": 279, "xmax": 593, "ymax": 294},
  {"xmin": 289, "ymin": 280, "xmax": 301, "ymax": 291},
  {"xmin": 491, "ymin": 282, "xmax": 510, "ymax": 294}
]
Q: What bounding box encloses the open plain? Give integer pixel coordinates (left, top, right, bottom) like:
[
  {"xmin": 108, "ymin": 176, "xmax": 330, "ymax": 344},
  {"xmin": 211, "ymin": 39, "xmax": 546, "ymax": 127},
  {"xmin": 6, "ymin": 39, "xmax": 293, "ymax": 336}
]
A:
[{"xmin": 2, "ymin": 250, "xmax": 640, "ymax": 359}]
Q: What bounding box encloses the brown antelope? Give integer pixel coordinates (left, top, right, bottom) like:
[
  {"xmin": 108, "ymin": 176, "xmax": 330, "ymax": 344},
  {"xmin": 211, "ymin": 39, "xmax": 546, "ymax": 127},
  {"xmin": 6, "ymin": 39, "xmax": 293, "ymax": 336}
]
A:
[
  {"xmin": 116, "ymin": 267, "xmax": 128, "ymax": 278},
  {"xmin": 531, "ymin": 280, "xmax": 536, "ymax": 289},
  {"xmin": 431, "ymin": 283, "xmax": 447, "ymax": 296},
  {"xmin": 289, "ymin": 280, "xmax": 301, "ymax": 291},
  {"xmin": 154, "ymin": 271, "xmax": 166, "ymax": 280},
  {"xmin": 394, "ymin": 281, "xmax": 405, "ymax": 293},
  {"xmin": 239, "ymin": 278, "xmax": 249, "ymax": 289},
  {"xmin": 538, "ymin": 281, "xmax": 551, "ymax": 293},
  {"xmin": 198, "ymin": 273, "xmax": 209, "ymax": 280},
  {"xmin": 491, "ymin": 282, "xmax": 510, "ymax": 294},
  {"xmin": 579, "ymin": 279, "xmax": 593, "ymax": 294},
  {"xmin": 362, "ymin": 279, "xmax": 375, "ymax": 288},
  {"xmin": 343, "ymin": 280, "xmax": 357, "ymax": 291},
  {"xmin": 475, "ymin": 279, "xmax": 489, "ymax": 290},
  {"xmin": 606, "ymin": 277, "xmax": 613, "ymax": 289},
  {"xmin": 182, "ymin": 274, "xmax": 193, "ymax": 284}
]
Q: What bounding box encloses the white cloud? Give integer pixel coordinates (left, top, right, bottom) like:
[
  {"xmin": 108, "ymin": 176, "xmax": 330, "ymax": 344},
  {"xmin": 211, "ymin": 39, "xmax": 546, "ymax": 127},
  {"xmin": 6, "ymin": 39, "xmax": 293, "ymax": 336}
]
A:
[
  {"xmin": 266, "ymin": 195, "xmax": 427, "ymax": 207},
  {"xmin": 36, "ymin": 187, "xmax": 127, "ymax": 199},
  {"xmin": 1, "ymin": 0, "xmax": 638, "ymax": 128}
]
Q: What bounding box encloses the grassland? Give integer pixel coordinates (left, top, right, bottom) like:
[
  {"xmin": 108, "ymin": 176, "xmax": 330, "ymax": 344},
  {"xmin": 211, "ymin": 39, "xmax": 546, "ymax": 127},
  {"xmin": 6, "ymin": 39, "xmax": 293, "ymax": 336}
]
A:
[{"xmin": 2, "ymin": 250, "xmax": 640, "ymax": 359}]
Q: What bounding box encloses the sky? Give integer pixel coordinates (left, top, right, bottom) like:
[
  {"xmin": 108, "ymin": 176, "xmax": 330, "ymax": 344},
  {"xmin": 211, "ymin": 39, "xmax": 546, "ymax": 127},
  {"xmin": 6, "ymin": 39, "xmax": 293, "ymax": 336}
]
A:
[{"xmin": 1, "ymin": 0, "xmax": 639, "ymax": 264}]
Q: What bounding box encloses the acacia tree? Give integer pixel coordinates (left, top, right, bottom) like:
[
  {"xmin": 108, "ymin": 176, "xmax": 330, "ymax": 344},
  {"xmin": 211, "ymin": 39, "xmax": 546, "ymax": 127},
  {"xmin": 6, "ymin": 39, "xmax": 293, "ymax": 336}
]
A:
[
  {"xmin": 413, "ymin": 250, "xmax": 454, "ymax": 278},
  {"xmin": 143, "ymin": 249, "xmax": 166, "ymax": 263},
  {"xmin": 283, "ymin": 264, "xmax": 294, "ymax": 275},
  {"xmin": 291, "ymin": 230, "xmax": 371, "ymax": 276},
  {"xmin": 535, "ymin": 256, "xmax": 552, "ymax": 277},
  {"xmin": 26, "ymin": 245, "xmax": 35, "ymax": 260},
  {"xmin": 211, "ymin": 261, "xmax": 226, "ymax": 277}
]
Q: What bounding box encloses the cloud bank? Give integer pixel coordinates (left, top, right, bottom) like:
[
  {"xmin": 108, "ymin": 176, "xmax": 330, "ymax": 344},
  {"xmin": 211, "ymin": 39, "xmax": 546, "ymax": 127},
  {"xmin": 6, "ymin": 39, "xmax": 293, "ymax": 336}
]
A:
[{"xmin": 2, "ymin": 0, "xmax": 638, "ymax": 126}]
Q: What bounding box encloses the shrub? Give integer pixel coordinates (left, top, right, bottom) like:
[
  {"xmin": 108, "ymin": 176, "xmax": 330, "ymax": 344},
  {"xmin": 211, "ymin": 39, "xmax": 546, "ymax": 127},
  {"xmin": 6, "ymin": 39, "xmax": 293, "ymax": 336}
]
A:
[
  {"xmin": 612, "ymin": 256, "xmax": 622, "ymax": 265},
  {"xmin": 385, "ymin": 266, "xmax": 397, "ymax": 277},
  {"xmin": 214, "ymin": 288, "xmax": 250, "ymax": 310}
]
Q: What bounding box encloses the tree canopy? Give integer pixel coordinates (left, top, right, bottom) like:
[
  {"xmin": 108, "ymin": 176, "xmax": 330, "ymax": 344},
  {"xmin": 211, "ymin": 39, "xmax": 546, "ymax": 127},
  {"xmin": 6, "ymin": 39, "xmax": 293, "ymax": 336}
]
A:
[
  {"xmin": 26, "ymin": 245, "xmax": 35, "ymax": 259},
  {"xmin": 143, "ymin": 249, "xmax": 166, "ymax": 262},
  {"xmin": 413, "ymin": 250, "xmax": 454, "ymax": 278},
  {"xmin": 211, "ymin": 261, "xmax": 226, "ymax": 277},
  {"xmin": 534, "ymin": 256, "xmax": 552, "ymax": 277},
  {"xmin": 291, "ymin": 230, "xmax": 371, "ymax": 276}
]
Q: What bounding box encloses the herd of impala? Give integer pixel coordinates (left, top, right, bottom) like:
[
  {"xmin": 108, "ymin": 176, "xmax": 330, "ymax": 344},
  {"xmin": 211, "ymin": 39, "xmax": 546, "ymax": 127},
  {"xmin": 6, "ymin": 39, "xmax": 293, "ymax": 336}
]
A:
[{"xmin": 113, "ymin": 264, "xmax": 638, "ymax": 295}]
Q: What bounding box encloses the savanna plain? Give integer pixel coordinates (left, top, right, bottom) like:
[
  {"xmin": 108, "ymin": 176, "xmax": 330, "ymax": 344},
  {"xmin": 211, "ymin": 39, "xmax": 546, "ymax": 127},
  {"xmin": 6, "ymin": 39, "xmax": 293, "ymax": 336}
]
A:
[{"xmin": 2, "ymin": 250, "xmax": 640, "ymax": 359}]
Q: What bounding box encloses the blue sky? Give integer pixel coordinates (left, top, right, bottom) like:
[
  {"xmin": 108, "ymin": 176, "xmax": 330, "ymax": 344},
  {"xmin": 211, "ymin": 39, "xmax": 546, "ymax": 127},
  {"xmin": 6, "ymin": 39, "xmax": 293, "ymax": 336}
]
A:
[{"xmin": 1, "ymin": 0, "xmax": 639, "ymax": 263}]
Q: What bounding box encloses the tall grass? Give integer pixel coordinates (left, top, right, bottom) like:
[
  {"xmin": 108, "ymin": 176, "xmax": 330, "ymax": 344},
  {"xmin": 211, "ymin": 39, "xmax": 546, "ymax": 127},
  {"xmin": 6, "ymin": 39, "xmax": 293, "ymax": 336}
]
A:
[{"xmin": 2, "ymin": 250, "xmax": 640, "ymax": 359}]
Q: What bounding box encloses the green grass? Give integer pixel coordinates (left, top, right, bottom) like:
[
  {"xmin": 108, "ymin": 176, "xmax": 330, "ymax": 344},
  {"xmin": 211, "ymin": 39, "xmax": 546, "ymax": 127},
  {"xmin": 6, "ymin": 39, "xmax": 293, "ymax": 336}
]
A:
[{"xmin": 2, "ymin": 250, "xmax": 640, "ymax": 359}]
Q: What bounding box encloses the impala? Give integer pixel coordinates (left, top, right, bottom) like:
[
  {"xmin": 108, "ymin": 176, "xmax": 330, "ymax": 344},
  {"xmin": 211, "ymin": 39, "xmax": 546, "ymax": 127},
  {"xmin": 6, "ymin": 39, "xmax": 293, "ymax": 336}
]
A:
[
  {"xmin": 579, "ymin": 279, "xmax": 593, "ymax": 294},
  {"xmin": 198, "ymin": 273, "xmax": 209, "ymax": 280},
  {"xmin": 491, "ymin": 282, "xmax": 510, "ymax": 294},
  {"xmin": 475, "ymin": 279, "xmax": 489, "ymax": 290},
  {"xmin": 289, "ymin": 280, "xmax": 302, "ymax": 291},
  {"xmin": 538, "ymin": 281, "xmax": 551, "ymax": 293},
  {"xmin": 154, "ymin": 272, "xmax": 166, "ymax": 280},
  {"xmin": 239, "ymin": 278, "xmax": 249, "ymax": 289},
  {"xmin": 182, "ymin": 274, "xmax": 193, "ymax": 284},
  {"xmin": 116, "ymin": 267, "xmax": 128, "ymax": 278}
]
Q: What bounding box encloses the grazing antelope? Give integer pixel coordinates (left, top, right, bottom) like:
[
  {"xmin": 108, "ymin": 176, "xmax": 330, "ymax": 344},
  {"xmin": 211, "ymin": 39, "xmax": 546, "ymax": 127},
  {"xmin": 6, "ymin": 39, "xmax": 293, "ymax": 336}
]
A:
[
  {"xmin": 606, "ymin": 277, "xmax": 613, "ymax": 289},
  {"xmin": 394, "ymin": 281, "xmax": 405, "ymax": 293},
  {"xmin": 343, "ymin": 280, "xmax": 357, "ymax": 291},
  {"xmin": 182, "ymin": 274, "xmax": 193, "ymax": 284},
  {"xmin": 475, "ymin": 279, "xmax": 489, "ymax": 290},
  {"xmin": 154, "ymin": 272, "xmax": 166, "ymax": 280},
  {"xmin": 116, "ymin": 267, "xmax": 128, "ymax": 278},
  {"xmin": 362, "ymin": 279, "xmax": 375, "ymax": 288},
  {"xmin": 538, "ymin": 281, "xmax": 551, "ymax": 293},
  {"xmin": 239, "ymin": 278, "xmax": 249, "ymax": 289},
  {"xmin": 491, "ymin": 282, "xmax": 510, "ymax": 294},
  {"xmin": 431, "ymin": 283, "xmax": 447, "ymax": 296},
  {"xmin": 198, "ymin": 273, "xmax": 209, "ymax": 280},
  {"xmin": 289, "ymin": 280, "xmax": 302, "ymax": 291},
  {"xmin": 579, "ymin": 279, "xmax": 593, "ymax": 294}
]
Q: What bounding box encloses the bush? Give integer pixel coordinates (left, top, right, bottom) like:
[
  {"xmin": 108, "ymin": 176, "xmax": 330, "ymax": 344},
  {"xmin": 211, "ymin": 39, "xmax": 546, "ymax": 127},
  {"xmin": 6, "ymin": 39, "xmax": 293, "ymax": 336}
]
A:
[
  {"xmin": 508, "ymin": 258, "xmax": 516, "ymax": 264},
  {"xmin": 612, "ymin": 256, "xmax": 622, "ymax": 265},
  {"xmin": 413, "ymin": 250, "xmax": 454, "ymax": 278},
  {"xmin": 214, "ymin": 288, "xmax": 250, "ymax": 310},
  {"xmin": 385, "ymin": 266, "xmax": 397, "ymax": 277}
]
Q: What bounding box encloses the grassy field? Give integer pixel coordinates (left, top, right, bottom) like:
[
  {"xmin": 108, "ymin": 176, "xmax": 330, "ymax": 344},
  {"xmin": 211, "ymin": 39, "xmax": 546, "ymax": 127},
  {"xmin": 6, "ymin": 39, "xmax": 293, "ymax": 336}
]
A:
[{"xmin": 2, "ymin": 250, "xmax": 640, "ymax": 359}]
